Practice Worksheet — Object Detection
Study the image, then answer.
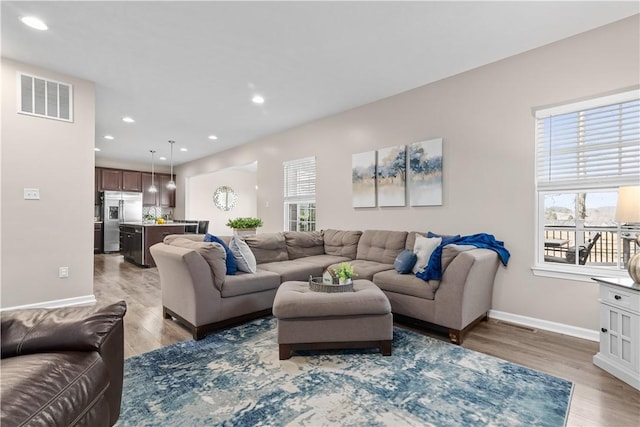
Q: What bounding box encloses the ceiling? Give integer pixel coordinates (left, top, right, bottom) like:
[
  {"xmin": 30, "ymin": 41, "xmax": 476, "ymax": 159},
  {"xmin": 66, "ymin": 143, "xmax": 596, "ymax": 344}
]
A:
[{"xmin": 2, "ymin": 2, "xmax": 638, "ymax": 167}]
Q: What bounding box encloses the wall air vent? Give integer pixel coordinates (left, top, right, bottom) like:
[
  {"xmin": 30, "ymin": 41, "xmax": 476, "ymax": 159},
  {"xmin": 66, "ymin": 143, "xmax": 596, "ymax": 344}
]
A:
[{"xmin": 18, "ymin": 72, "xmax": 73, "ymax": 122}]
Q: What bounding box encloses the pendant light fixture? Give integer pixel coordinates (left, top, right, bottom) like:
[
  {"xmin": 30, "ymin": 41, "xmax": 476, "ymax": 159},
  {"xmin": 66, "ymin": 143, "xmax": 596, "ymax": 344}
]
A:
[
  {"xmin": 149, "ymin": 150, "xmax": 158, "ymax": 193},
  {"xmin": 167, "ymin": 140, "xmax": 176, "ymax": 190}
]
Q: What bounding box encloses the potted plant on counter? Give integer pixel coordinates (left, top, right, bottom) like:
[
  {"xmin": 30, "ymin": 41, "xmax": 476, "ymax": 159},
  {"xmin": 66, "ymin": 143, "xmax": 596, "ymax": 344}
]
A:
[{"xmin": 226, "ymin": 217, "xmax": 263, "ymax": 236}]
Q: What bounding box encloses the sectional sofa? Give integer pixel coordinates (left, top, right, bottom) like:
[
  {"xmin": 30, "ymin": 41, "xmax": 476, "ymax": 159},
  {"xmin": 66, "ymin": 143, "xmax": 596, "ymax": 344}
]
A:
[{"xmin": 150, "ymin": 229, "xmax": 501, "ymax": 344}]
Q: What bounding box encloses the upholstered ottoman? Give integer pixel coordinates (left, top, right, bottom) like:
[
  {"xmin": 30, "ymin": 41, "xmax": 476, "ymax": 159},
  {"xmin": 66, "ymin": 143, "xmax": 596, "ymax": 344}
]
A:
[{"xmin": 273, "ymin": 279, "xmax": 393, "ymax": 360}]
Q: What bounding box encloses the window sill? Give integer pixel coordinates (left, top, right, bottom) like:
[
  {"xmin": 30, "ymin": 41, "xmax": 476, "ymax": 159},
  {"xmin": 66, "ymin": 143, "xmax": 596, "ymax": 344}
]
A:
[{"xmin": 531, "ymin": 263, "xmax": 628, "ymax": 283}]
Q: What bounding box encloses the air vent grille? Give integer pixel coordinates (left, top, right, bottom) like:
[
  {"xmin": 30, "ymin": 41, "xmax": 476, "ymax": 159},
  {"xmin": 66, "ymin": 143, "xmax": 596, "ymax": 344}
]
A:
[{"xmin": 18, "ymin": 72, "xmax": 73, "ymax": 122}]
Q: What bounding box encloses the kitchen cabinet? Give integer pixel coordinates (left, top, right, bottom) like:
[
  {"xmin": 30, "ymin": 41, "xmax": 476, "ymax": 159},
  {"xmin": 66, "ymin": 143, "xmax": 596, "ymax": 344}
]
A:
[
  {"xmin": 142, "ymin": 173, "xmax": 157, "ymax": 206},
  {"xmin": 95, "ymin": 168, "xmax": 102, "ymax": 205},
  {"xmin": 122, "ymin": 171, "xmax": 142, "ymax": 192},
  {"xmin": 94, "ymin": 222, "xmax": 103, "ymax": 253},
  {"xmin": 120, "ymin": 224, "xmax": 144, "ymax": 266},
  {"xmin": 142, "ymin": 173, "xmax": 175, "ymax": 207},
  {"xmin": 100, "ymin": 168, "xmax": 122, "ymax": 191},
  {"xmin": 144, "ymin": 225, "xmax": 184, "ymax": 267},
  {"xmin": 159, "ymin": 174, "xmax": 176, "ymax": 207},
  {"xmin": 592, "ymin": 277, "xmax": 639, "ymax": 390}
]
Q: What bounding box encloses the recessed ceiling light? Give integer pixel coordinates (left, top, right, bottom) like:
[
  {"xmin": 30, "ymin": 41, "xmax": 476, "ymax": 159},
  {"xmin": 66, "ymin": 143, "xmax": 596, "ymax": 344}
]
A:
[
  {"xmin": 20, "ymin": 16, "xmax": 48, "ymax": 31},
  {"xmin": 94, "ymin": 147, "xmax": 101, "ymax": 151},
  {"xmin": 104, "ymin": 135, "xmax": 114, "ymax": 140},
  {"xmin": 252, "ymin": 95, "xmax": 265, "ymax": 104},
  {"xmin": 180, "ymin": 148, "xmax": 188, "ymax": 152},
  {"xmin": 159, "ymin": 156, "xmax": 167, "ymax": 161},
  {"xmin": 208, "ymin": 135, "xmax": 218, "ymax": 140},
  {"xmin": 122, "ymin": 116, "xmax": 135, "ymax": 123}
]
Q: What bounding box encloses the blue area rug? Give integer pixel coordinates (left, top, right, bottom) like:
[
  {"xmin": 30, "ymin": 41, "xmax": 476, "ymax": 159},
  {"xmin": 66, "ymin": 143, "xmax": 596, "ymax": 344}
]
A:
[{"xmin": 119, "ymin": 318, "xmax": 573, "ymax": 426}]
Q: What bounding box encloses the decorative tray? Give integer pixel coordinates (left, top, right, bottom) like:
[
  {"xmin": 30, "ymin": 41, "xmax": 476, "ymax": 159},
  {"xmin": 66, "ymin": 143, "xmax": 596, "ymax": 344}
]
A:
[{"xmin": 308, "ymin": 277, "xmax": 354, "ymax": 293}]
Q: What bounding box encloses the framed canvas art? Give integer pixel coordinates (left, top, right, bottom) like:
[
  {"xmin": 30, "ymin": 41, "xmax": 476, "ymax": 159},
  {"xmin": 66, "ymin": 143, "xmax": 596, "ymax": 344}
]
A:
[
  {"xmin": 352, "ymin": 151, "xmax": 377, "ymax": 208},
  {"xmin": 408, "ymin": 138, "xmax": 443, "ymax": 206},
  {"xmin": 377, "ymin": 145, "xmax": 406, "ymax": 207}
]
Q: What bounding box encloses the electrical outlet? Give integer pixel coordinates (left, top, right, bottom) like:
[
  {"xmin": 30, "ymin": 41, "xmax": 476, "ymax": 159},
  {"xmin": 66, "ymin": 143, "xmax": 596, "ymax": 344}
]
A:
[
  {"xmin": 59, "ymin": 267, "xmax": 69, "ymax": 278},
  {"xmin": 24, "ymin": 188, "xmax": 40, "ymax": 200}
]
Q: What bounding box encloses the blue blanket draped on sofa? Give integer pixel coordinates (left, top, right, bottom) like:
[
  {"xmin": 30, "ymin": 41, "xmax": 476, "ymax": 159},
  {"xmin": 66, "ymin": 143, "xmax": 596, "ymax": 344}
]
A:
[{"xmin": 416, "ymin": 232, "xmax": 510, "ymax": 281}]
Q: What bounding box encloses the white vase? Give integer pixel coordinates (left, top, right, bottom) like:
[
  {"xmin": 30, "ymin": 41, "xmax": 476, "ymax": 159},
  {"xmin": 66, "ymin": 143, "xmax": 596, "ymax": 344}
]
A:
[{"xmin": 339, "ymin": 278, "xmax": 352, "ymax": 285}]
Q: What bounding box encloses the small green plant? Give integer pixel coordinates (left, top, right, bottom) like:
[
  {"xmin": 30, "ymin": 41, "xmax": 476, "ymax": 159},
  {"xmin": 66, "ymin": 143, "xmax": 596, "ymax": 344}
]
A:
[
  {"xmin": 226, "ymin": 217, "xmax": 263, "ymax": 229},
  {"xmin": 332, "ymin": 262, "xmax": 356, "ymax": 282}
]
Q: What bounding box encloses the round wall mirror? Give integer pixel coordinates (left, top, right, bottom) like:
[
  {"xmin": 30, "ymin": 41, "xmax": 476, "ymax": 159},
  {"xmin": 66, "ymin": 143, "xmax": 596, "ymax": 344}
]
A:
[{"xmin": 213, "ymin": 186, "xmax": 238, "ymax": 211}]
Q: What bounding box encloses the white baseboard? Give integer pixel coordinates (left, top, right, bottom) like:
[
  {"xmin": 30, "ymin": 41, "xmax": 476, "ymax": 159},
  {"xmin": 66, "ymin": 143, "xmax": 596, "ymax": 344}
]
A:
[
  {"xmin": 0, "ymin": 295, "xmax": 97, "ymax": 312},
  {"xmin": 488, "ymin": 309, "xmax": 599, "ymax": 342}
]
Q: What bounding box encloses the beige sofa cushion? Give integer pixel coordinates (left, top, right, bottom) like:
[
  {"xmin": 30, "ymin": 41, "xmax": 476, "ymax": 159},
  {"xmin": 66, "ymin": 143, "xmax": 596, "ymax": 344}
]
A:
[
  {"xmin": 284, "ymin": 231, "xmax": 325, "ymax": 259},
  {"xmin": 166, "ymin": 238, "xmax": 226, "ymax": 289},
  {"xmin": 323, "ymin": 229, "xmax": 362, "ymax": 259},
  {"xmin": 373, "ymin": 269, "xmax": 438, "ymax": 300},
  {"xmin": 328, "ymin": 259, "xmax": 394, "ymax": 281},
  {"xmin": 356, "ymin": 230, "xmax": 408, "ymax": 264},
  {"xmin": 243, "ymin": 232, "xmax": 289, "ymax": 264}
]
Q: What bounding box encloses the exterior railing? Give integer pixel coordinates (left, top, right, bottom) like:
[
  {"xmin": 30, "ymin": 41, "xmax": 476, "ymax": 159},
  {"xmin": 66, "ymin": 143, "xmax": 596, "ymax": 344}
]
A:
[{"xmin": 544, "ymin": 226, "xmax": 639, "ymax": 267}]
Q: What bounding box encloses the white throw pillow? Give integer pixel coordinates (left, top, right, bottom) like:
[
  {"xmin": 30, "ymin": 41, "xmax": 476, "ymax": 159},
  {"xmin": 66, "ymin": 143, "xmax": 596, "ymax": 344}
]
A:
[
  {"xmin": 412, "ymin": 235, "xmax": 442, "ymax": 274},
  {"xmin": 229, "ymin": 236, "xmax": 257, "ymax": 273}
]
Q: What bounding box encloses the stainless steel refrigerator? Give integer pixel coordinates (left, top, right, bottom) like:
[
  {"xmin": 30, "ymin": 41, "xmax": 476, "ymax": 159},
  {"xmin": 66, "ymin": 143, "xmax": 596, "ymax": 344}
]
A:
[{"xmin": 103, "ymin": 191, "xmax": 143, "ymax": 252}]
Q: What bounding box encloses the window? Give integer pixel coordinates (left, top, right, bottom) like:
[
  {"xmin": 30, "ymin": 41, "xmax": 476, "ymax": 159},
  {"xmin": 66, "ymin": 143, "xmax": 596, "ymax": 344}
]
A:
[
  {"xmin": 19, "ymin": 72, "xmax": 73, "ymax": 122},
  {"xmin": 284, "ymin": 157, "xmax": 316, "ymax": 232},
  {"xmin": 535, "ymin": 90, "xmax": 640, "ymax": 278}
]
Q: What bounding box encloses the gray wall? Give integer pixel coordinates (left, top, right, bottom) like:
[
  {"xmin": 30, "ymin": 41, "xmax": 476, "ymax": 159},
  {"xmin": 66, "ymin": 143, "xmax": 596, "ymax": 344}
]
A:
[
  {"xmin": 176, "ymin": 16, "xmax": 639, "ymax": 331},
  {"xmin": 1, "ymin": 58, "xmax": 96, "ymax": 308}
]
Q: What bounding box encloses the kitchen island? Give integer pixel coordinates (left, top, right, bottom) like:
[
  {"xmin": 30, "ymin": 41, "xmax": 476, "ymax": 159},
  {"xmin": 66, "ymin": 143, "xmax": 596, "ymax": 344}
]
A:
[{"xmin": 120, "ymin": 222, "xmax": 187, "ymax": 267}]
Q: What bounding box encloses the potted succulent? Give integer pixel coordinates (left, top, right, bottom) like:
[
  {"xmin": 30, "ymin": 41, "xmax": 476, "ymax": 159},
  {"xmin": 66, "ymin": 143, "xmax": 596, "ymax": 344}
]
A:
[
  {"xmin": 226, "ymin": 217, "xmax": 263, "ymax": 236},
  {"xmin": 332, "ymin": 262, "xmax": 357, "ymax": 285}
]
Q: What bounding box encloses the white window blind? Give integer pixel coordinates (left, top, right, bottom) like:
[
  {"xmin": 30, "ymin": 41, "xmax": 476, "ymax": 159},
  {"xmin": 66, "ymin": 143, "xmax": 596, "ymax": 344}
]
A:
[
  {"xmin": 535, "ymin": 90, "xmax": 640, "ymax": 191},
  {"xmin": 284, "ymin": 156, "xmax": 316, "ymax": 202}
]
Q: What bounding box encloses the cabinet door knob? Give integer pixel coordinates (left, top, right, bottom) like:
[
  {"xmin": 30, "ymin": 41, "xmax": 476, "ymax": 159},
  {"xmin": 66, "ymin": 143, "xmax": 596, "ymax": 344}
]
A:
[
  {"xmin": 601, "ymin": 328, "xmax": 608, "ymax": 333},
  {"xmin": 614, "ymin": 295, "xmax": 622, "ymax": 300}
]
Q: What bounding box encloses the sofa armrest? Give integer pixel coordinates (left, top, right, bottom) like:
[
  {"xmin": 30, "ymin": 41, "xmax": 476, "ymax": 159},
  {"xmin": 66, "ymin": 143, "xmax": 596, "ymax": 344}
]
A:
[
  {"xmin": 1, "ymin": 301, "xmax": 126, "ymax": 359},
  {"xmin": 433, "ymin": 249, "xmax": 499, "ymax": 330}
]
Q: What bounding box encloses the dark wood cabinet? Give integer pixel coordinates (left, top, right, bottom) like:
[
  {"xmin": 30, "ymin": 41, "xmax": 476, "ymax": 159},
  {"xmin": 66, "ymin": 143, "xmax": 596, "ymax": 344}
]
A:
[
  {"xmin": 122, "ymin": 171, "xmax": 142, "ymax": 192},
  {"xmin": 142, "ymin": 173, "xmax": 157, "ymax": 206},
  {"xmin": 159, "ymin": 174, "xmax": 176, "ymax": 207},
  {"xmin": 100, "ymin": 168, "xmax": 123, "ymax": 191},
  {"xmin": 142, "ymin": 173, "xmax": 175, "ymax": 207},
  {"xmin": 94, "ymin": 222, "xmax": 103, "ymax": 253},
  {"xmin": 95, "ymin": 168, "xmax": 102, "ymax": 205},
  {"xmin": 144, "ymin": 225, "xmax": 184, "ymax": 267}
]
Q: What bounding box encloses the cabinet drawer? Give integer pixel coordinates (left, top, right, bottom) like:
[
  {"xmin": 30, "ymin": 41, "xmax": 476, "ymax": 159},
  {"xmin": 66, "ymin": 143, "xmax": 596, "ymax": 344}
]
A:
[{"xmin": 600, "ymin": 285, "xmax": 640, "ymax": 312}]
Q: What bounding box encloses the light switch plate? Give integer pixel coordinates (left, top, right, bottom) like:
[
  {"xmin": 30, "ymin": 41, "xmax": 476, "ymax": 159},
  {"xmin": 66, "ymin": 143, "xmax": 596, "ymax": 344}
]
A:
[{"xmin": 24, "ymin": 188, "xmax": 40, "ymax": 200}]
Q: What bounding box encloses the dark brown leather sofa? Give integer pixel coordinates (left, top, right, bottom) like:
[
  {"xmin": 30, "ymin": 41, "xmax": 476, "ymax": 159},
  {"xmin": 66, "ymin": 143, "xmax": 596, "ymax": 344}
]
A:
[{"xmin": 0, "ymin": 301, "xmax": 127, "ymax": 427}]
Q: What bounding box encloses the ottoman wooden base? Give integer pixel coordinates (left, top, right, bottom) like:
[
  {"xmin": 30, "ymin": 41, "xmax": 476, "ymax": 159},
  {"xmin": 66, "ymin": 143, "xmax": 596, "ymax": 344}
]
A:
[
  {"xmin": 273, "ymin": 280, "xmax": 393, "ymax": 360},
  {"xmin": 279, "ymin": 340, "xmax": 392, "ymax": 360}
]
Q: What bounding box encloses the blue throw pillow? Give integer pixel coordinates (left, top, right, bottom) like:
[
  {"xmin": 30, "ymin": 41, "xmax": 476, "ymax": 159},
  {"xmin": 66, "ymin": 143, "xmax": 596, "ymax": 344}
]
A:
[
  {"xmin": 394, "ymin": 249, "xmax": 418, "ymax": 274},
  {"xmin": 203, "ymin": 233, "xmax": 237, "ymax": 275}
]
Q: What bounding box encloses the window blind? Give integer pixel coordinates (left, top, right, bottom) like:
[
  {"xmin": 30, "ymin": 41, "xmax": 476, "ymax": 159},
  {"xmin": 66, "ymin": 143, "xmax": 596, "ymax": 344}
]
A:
[
  {"xmin": 535, "ymin": 90, "xmax": 640, "ymax": 191},
  {"xmin": 284, "ymin": 156, "xmax": 316, "ymax": 202}
]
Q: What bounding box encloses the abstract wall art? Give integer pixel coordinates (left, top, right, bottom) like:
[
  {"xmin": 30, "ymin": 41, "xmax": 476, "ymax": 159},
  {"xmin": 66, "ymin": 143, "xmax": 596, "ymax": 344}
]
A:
[
  {"xmin": 408, "ymin": 138, "xmax": 443, "ymax": 206},
  {"xmin": 376, "ymin": 145, "xmax": 406, "ymax": 207},
  {"xmin": 351, "ymin": 151, "xmax": 377, "ymax": 208}
]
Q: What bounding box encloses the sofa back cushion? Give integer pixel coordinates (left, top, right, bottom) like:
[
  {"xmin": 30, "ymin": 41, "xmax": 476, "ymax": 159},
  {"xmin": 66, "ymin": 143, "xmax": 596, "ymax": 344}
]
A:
[
  {"xmin": 284, "ymin": 231, "xmax": 325, "ymax": 259},
  {"xmin": 356, "ymin": 230, "xmax": 408, "ymax": 264},
  {"xmin": 242, "ymin": 232, "xmax": 289, "ymax": 264},
  {"xmin": 167, "ymin": 238, "xmax": 226, "ymax": 289},
  {"xmin": 323, "ymin": 229, "xmax": 362, "ymax": 259}
]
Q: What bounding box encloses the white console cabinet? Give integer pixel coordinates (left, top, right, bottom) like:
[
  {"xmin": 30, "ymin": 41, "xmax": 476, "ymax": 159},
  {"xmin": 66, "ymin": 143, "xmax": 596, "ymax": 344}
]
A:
[{"xmin": 592, "ymin": 277, "xmax": 640, "ymax": 390}]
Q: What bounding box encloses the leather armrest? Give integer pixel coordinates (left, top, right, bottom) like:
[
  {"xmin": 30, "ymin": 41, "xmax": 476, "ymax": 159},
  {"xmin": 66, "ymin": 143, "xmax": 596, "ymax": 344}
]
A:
[{"xmin": 1, "ymin": 301, "xmax": 126, "ymax": 358}]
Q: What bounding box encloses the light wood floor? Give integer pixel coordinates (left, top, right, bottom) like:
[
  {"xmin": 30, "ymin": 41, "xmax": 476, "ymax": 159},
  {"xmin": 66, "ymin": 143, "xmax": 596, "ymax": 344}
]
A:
[{"xmin": 94, "ymin": 253, "xmax": 640, "ymax": 426}]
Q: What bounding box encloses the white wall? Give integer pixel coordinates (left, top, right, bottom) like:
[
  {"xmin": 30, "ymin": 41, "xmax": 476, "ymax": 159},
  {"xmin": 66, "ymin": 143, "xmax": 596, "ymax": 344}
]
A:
[
  {"xmin": 186, "ymin": 163, "xmax": 257, "ymax": 235},
  {"xmin": 175, "ymin": 16, "xmax": 640, "ymax": 331},
  {"xmin": 1, "ymin": 58, "xmax": 96, "ymax": 308}
]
